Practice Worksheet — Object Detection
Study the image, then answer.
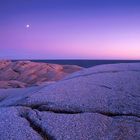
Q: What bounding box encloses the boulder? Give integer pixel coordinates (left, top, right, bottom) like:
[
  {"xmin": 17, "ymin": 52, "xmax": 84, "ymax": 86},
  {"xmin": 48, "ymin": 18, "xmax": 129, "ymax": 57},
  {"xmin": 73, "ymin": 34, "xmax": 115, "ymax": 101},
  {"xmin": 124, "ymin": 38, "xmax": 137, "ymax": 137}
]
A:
[
  {"xmin": 0, "ymin": 63, "xmax": 139, "ymax": 140},
  {"xmin": 0, "ymin": 60, "xmax": 82, "ymax": 88}
]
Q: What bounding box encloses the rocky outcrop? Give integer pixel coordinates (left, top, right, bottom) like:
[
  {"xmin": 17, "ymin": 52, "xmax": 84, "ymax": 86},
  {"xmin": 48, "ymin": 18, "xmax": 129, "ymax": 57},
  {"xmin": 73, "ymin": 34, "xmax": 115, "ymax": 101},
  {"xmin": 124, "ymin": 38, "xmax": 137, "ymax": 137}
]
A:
[
  {"xmin": 0, "ymin": 63, "xmax": 139, "ymax": 140},
  {"xmin": 0, "ymin": 60, "xmax": 82, "ymax": 88}
]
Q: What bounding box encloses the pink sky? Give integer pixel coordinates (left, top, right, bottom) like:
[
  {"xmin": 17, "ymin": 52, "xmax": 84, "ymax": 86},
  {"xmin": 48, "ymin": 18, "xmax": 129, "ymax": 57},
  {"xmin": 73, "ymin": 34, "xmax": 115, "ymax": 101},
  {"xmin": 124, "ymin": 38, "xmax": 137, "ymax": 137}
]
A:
[{"xmin": 0, "ymin": 0, "xmax": 140, "ymax": 59}]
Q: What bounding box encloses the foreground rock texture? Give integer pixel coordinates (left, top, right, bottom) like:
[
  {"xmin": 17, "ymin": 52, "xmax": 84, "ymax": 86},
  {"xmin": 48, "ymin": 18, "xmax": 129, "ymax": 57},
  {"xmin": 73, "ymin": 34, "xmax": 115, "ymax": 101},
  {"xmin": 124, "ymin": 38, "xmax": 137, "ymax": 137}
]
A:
[
  {"xmin": 0, "ymin": 60, "xmax": 82, "ymax": 88},
  {"xmin": 0, "ymin": 63, "xmax": 140, "ymax": 140}
]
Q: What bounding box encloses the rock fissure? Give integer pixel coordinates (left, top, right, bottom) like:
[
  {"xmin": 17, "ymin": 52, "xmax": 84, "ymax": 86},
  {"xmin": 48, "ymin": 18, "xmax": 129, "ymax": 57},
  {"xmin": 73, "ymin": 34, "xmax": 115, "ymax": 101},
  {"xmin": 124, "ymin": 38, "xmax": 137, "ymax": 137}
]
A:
[
  {"xmin": 96, "ymin": 84, "xmax": 112, "ymax": 89},
  {"xmin": 13, "ymin": 104, "xmax": 84, "ymax": 114},
  {"xmin": 12, "ymin": 69, "xmax": 21, "ymax": 75},
  {"xmin": 20, "ymin": 113, "xmax": 48, "ymax": 140},
  {"xmin": 96, "ymin": 111, "xmax": 140, "ymax": 119},
  {"xmin": 33, "ymin": 107, "xmax": 140, "ymax": 118},
  {"xmin": 8, "ymin": 104, "xmax": 140, "ymax": 118}
]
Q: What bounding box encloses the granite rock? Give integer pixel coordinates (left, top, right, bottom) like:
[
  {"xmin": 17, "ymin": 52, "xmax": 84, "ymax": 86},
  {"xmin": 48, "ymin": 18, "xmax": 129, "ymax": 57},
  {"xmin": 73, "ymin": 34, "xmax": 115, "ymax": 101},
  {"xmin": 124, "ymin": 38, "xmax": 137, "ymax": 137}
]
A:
[
  {"xmin": 0, "ymin": 60, "xmax": 82, "ymax": 88},
  {"xmin": 0, "ymin": 63, "xmax": 139, "ymax": 140}
]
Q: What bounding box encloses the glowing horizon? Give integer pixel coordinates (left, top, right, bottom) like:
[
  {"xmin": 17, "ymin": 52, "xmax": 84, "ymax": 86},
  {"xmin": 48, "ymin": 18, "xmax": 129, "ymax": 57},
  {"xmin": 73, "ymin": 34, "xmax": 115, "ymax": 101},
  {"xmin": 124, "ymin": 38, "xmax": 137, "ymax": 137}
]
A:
[{"xmin": 0, "ymin": 0, "xmax": 140, "ymax": 59}]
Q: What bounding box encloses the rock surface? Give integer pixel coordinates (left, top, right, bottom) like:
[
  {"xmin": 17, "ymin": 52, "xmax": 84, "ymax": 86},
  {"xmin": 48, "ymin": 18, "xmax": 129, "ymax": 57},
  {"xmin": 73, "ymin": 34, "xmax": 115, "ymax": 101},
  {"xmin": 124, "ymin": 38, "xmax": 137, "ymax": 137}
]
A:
[
  {"xmin": 0, "ymin": 63, "xmax": 140, "ymax": 140},
  {"xmin": 0, "ymin": 60, "xmax": 82, "ymax": 88}
]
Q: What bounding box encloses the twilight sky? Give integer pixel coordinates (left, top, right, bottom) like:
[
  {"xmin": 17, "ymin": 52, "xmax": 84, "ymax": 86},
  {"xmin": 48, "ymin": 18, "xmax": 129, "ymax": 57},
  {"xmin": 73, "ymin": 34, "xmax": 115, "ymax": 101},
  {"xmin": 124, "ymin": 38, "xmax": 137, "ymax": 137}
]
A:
[{"xmin": 0, "ymin": 0, "xmax": 140, "ymax": 59}]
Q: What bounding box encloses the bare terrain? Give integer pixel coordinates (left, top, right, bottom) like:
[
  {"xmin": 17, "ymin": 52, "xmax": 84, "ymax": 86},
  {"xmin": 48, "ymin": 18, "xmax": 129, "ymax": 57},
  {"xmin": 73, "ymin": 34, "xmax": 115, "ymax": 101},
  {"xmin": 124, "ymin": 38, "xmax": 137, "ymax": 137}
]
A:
[{"xmin": 0, "ymin": 62, "xmax": 139, "ymax": 140}]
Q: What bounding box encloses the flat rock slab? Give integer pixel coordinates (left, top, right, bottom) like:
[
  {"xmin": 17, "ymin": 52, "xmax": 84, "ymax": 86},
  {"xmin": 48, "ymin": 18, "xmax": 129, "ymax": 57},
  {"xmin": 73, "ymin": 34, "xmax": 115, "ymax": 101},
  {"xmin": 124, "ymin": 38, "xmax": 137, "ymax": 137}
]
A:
[{"xmin": 0, "ymin": 63, "xmax": 140, "ymax": 140}]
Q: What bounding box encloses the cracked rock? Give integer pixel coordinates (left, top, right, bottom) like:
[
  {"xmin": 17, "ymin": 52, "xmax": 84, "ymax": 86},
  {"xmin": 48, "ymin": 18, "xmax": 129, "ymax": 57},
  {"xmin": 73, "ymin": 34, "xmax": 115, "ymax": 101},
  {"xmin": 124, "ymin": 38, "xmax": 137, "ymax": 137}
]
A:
[{"xmin": 0, "ymin": 63, "xmax": 140, "ymax": 140}]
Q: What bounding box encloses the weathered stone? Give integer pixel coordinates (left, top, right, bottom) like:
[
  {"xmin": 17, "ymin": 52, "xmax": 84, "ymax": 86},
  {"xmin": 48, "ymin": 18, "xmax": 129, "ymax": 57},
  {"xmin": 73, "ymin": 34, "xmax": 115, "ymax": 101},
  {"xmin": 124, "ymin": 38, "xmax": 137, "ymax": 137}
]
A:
[
  {"xmin": 0, "ymin": 60, "xmax": 82, "ymax": 88},
  {"xmin": 0, "ymin": 63, "xmax": 139, "ymax": 140}
]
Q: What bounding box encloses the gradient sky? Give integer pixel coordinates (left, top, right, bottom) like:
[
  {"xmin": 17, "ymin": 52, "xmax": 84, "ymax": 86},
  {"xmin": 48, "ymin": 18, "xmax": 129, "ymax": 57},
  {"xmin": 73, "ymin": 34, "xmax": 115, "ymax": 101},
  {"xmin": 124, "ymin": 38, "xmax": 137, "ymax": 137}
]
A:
[{"xmin": 0, "ymin": 0, "xmax": 140, "ymax": 59}]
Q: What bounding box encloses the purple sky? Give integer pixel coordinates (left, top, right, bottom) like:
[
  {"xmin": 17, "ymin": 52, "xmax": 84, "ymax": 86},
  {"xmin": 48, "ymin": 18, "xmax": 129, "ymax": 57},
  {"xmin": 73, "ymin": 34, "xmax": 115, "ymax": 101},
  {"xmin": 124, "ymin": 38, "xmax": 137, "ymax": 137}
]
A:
[{"xmin": 0, "ymin": 0, "xmax": 140, "ymax": 59}]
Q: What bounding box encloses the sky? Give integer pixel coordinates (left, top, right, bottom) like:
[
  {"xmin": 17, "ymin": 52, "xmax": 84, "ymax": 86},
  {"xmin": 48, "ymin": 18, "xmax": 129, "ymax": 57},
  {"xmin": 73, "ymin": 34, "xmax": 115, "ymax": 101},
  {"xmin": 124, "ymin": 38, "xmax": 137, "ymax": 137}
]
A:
[{"xmin": 0, "ymin": 0, "xmax": 140, "ymax": 59}]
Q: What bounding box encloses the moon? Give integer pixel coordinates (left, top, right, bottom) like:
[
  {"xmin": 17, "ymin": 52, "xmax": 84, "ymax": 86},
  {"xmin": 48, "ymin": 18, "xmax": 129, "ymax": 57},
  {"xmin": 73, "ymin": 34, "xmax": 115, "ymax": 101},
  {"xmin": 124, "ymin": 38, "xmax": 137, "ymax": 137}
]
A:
[{"xmin": 26, "ymin": 24, "xmax": 30, "ymax": 28}]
